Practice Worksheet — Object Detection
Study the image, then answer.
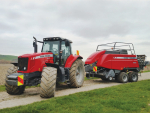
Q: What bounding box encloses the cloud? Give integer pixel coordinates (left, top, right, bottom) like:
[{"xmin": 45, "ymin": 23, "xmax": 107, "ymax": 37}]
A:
[
  {"xmin": 138, "ymin": 42, "xmax": 150, "ymax": 46},
  {"xmin": 0, "ymin": 0, "xmax": 150, "ymax": 61}
]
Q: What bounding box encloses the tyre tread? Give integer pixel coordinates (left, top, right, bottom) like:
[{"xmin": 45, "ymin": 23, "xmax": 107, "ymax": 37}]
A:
[{"xmin": 40, "ymin": 67, "xmax": 57, "ymax": 98}]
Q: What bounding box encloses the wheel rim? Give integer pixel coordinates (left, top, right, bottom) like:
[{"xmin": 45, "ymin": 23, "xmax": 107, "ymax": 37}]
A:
[
  {"xmin": 76, "ymin": 65, "xmax": 83, "ymax": 83},
  {"xmin": 132, "ymin": 74, "xmax": 137, "ymax": 81},
  {"xmin": 123, "ymin": 75, "xmax": 127, "ymax": 82}
]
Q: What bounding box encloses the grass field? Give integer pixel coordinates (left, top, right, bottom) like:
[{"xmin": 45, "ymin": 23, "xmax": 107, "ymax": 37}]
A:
[
  {"xmin": 0, "ymin": 55, "xmax": 17, "ymax": 61},
  {"xmin": 0, "ymin": 84, "xmax": 40, "ymax": 92},
  {"xmin": 142, "ymin": 70, "xmax": 150, "ymax": 73},
  {"xmin": 0, "ymin": 80, "xmax": 150, "ymax": 113},
  {"xmin": 84, "ymin": 77, "xmax": 99, "ymax": 81}
]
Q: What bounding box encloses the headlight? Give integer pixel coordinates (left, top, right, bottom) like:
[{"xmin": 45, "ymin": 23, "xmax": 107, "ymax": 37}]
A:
[{"xmin": 24, "ymin": 67, "xmax": 26, "ymax": 70}]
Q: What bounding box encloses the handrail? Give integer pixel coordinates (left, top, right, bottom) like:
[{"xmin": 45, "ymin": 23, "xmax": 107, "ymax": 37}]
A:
[{"xmin": 96, "ymin": 42, "xmax": 136, "ymax": 55}]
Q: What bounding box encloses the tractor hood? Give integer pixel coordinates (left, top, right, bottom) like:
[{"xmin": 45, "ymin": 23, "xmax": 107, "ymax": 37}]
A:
[
  {"xmin": 18, "ymin": 52, "xmax": 53, "ymax": 58},
  {"xmin": 17, "ymin": 52, "xmax": 54, "ymax": 73},
  {"xmin": 85, "ymin": 50, "xmax": 106, "ymax": 64}
]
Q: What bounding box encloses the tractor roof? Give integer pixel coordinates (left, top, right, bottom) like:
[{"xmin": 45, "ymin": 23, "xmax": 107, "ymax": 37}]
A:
[{"xmin": 43, "ymin": 37, "xmax": 72, "ymax": 43}]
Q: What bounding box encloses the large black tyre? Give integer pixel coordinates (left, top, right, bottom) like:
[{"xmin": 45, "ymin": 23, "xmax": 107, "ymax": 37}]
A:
[
  {"xmin": 117, "ymin": 72, "xmax": 128, "ymax": 83},
  {"xmin": 5, "ymin": 66, "xmax": 25, "ymax": 95},
  {"xmin": 40, "ymin": 67, "xmax": 57, "ymax": 98},
  {"xmin": 69, "ymin": 59, "xmax": 85, "ymax": 88},
  {"xmin": 128, "ymin": 72, "xmax": 138, "ymax": 82}
]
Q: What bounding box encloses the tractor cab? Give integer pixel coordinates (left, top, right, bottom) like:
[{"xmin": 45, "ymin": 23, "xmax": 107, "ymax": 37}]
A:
[{"xmin": 34, "ymin": 37, "xmax": 72, "ymax": 66}]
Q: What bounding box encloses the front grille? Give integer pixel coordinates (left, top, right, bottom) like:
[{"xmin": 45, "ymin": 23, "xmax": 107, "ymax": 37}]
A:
[{"xmin": 18, "ymin": 58, "xmax": 28, "ymax": 71}]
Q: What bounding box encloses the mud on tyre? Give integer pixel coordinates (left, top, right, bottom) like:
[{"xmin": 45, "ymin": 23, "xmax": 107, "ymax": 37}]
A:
[
  {"xmin": 40, "ymin": 67, "xmax": 57, "ymax": 98},
  {"xmin": 68, "ymin": 59, "xmax": 85, "ymax": 88},
  {"xmin": 5, "ymin": 66, "xmax": 25, "ymax": 95}
]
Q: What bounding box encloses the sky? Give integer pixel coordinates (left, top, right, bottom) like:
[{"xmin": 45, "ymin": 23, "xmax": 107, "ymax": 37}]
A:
[{"xmin": 0, "ymin": 0, "xmax": 150, "ymax": 61}]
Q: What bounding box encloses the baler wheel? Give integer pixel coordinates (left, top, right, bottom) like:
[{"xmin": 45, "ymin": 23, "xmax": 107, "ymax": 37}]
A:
[
  {"xmin": 117, "ymin": 72, "xmax": 128, "ymax": 83},
  {"xmin": 5, "ymin": 66, "xmax": 25, "ymax": 95},
  {"xmin": 40, "ymin": 67, "xmax": 57, "ymax": 98},
  {"xmin": 128, "ymin": 72, "xmax": 138, "ymax": 82},
  {"xmin": 68, "ymin": 59, "xmax": 85, "ymax": 88}
]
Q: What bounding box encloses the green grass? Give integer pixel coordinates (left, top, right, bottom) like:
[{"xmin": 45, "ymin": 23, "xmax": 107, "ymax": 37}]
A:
[
  {"xmin": 0, "ymin": 54, "xmax": 17, "ymax": 61},
  {"xmin": 0, "ymin": 84, "xmax": 40, "ymax": 92},
  {"xmin": 142, "ymin": 70, "xmax": 150, "ymax": 73},
  {"xmin": 0, "ymin": 80, "xmax": 150, "ymax": 113},
  {"xmin": 84, "ymin": 77, "xmax": 99, "ymax": 81},
  {"xmin": 0, "ymin": 85, "xmax": 6, "ymax": 92}
]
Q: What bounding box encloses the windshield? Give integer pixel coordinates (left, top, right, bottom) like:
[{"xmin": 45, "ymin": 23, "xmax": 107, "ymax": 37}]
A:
[{"xmin": 42, "ymin": 41, "xmax": 60, "ymax": 55}]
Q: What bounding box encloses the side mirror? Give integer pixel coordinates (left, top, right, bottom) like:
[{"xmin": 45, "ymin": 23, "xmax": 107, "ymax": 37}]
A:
[
  {"xmin": 33, "ymin": 41, "xmax": 37, "ymax": 53},
  {"xmin": 33, "ymin": 42, "xmax": 36, "ymax": 47},
  {"xmin": 65, "ymin": 40, "xmax": 70, "ymax": 47}
]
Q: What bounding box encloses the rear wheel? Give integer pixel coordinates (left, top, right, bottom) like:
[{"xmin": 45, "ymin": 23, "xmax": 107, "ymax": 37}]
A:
[
  {"xmin": 128, "ymin": 72, "xmax": 138, "ymax": 82},
  {"xmin": 5, "ymin": 66, "xmax": 25, "ymax": 95},
  {"xmin": 40, "ymin": 67, "xmax": 57, "ymax": 98},
  {"xmin": 117, "ymin": 72, "xmax": 128, "ymax": 83},
  {"xmin": 69, "ymin": 59, "xmax": 85, "ymax": 88}
]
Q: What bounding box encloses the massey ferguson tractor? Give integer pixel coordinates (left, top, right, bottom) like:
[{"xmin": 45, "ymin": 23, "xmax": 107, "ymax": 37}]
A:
[
  {"xmin": 5, "ymin": 37, "xmax": 85, "ymax": 98},
  {"xmin": 85, "ymin": 42, "xmax": 148, "ymax": 83}
]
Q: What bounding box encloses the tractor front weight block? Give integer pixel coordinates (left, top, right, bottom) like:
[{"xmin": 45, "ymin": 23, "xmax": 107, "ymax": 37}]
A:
[{"xmin": 6, "ymin": 71, "xmax": 41, "ymax": 86}]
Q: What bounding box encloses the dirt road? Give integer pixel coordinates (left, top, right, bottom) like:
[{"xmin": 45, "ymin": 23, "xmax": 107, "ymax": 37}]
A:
[
  {"xmin": 0, "ymin": 72, "xmax": 150, "ymax": 109},
  {"xmin": 0, "ymin": 64, "xmax": 13, "ymax": 85}
]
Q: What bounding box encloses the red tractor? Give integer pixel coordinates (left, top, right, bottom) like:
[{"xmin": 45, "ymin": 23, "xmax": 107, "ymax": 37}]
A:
[
  {"xmin": 85, "ymin": 42, "xmax": 148, "ymax": 83},
  {"xmin": 5, "ymin": 37, "xmax": 85, "ymax": 98}
]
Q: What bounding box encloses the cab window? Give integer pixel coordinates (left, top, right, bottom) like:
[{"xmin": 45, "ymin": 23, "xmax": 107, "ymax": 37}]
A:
[
  {"xmin": 61, "ymin": 41, "xmax": 71, "ymax": 65},
  {"xmin": 42, "ymin": 41, "xmax": 60, "ymax": 64}
]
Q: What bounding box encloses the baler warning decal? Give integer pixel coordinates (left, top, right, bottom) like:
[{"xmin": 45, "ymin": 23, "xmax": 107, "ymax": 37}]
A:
[
  {"xmin": 18, "ymin": 75, "xmax": 24, "ymax": 86},
  {"xmin": 93, "ymin": 66, "xmax": 97, "ymax": 72},
  {"xmin": 76, "ymin": 50, "xmax": 79, "ymax": 55}
]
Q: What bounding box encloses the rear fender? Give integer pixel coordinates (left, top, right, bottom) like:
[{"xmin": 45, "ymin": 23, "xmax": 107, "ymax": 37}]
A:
[{"xmin": 64, "ymin": 54, "xmax": 83, "ymax": 68}]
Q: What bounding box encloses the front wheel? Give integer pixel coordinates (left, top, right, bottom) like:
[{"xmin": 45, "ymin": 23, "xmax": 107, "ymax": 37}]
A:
[
  {"xmin": 68, "ymin": 59, "xmax": 85, "ymax": 88},
  {"xmin": 117, "ymin": 72, "xmax": 128, "ymax": 83},
  {"xmin": 40, "ymin": 67, "xmax": 57, "ymax": 98},
  {"xmin": 5, "ymin": 66, "xmax": 25, "ymax": 95}
]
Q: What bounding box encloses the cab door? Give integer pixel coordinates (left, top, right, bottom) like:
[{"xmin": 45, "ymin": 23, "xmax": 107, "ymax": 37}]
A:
[{"xmin": 61, "ymin": 41, "xmax": 71, "ymax": 66}]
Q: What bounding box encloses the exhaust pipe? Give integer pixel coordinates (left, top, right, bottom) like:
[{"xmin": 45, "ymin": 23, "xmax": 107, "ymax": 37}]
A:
[{"xmin": 33, "ymin": 36, "xmax": 38, "ymax": 53}]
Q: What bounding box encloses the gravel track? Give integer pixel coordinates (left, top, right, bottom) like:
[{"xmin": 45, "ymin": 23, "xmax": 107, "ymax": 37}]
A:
[{"xmin": 0, "ymin": 72, "xmax": 150, "ymax": 109}]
